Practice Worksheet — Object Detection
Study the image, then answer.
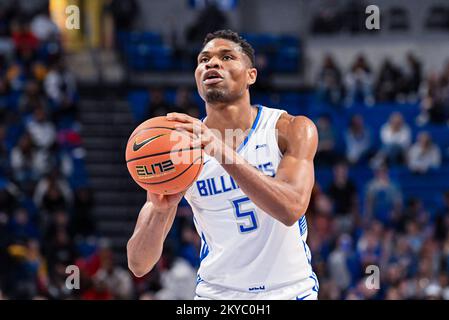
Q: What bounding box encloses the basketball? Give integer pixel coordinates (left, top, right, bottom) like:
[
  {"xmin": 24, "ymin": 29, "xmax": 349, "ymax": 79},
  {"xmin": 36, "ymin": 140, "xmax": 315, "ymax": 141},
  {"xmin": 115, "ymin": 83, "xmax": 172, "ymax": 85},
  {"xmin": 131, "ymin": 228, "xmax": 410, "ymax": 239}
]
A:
[{"xmin": 125, "ymin": 116, "xmax": 204, "ymax": 195}]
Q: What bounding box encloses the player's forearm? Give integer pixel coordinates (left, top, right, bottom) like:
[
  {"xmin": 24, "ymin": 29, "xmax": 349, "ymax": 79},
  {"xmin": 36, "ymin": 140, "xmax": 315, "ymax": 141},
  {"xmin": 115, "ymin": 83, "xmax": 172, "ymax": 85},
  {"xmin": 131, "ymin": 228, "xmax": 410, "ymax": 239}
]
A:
[
  {"xmin": 220, "ymin": 147, "xmax": 309, "ymax": 226},
  {"xmin": 127, "ymin": 202, "xmax": 177, "ymax": 277}
]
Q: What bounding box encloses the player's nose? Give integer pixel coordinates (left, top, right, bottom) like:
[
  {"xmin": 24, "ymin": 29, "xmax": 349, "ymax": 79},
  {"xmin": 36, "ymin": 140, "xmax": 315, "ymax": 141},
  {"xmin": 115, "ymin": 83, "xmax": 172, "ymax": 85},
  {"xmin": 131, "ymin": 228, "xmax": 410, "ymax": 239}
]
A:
[{"xmin": 205, "ymin": 56, "xmax": 221, "ymax": 69}]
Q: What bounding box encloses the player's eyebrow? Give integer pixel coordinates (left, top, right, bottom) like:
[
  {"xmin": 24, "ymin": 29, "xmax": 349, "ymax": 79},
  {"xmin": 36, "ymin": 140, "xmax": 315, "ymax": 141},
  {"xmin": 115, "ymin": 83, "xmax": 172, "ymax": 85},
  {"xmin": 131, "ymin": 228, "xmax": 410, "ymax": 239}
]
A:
[{"xmin": 198, "ymin": 48, "xmax": 238, "ymax": 59}]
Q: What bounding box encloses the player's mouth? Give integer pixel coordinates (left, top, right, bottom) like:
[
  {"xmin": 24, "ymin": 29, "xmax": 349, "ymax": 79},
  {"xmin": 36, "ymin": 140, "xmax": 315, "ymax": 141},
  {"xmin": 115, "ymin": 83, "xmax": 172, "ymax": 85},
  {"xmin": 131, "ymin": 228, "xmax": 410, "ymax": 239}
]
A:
[{"xmin": 203, "ymin": 70, "xmax": 224, "ymax": 85}]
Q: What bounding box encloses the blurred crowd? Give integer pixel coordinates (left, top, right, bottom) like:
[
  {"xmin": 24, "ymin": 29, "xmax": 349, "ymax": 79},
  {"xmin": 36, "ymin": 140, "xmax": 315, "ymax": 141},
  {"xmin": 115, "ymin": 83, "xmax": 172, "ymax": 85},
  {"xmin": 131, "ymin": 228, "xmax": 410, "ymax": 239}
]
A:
[
  {"xmin": 307, "ymin": 162, "xmax": 449, "ymax": 300},
  {"xmin": 310, "ymin": 53, "xmax": 449, "ymax": 299},
  {"xmin": 317, "ymin": 53, "xmax": 425, "ymax": 108},
  {"xmin": 0, "ymin": 2, "xmax": 95, "ymax": 300},
  {"xmin": 316, "ymin": 52, "xmax": 448, "ymax": 169}
]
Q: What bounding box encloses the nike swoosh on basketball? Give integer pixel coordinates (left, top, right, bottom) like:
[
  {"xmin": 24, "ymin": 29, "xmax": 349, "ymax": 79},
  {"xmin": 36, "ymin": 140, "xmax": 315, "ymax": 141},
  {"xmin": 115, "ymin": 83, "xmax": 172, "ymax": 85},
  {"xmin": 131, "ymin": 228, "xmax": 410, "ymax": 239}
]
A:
[{"xmin": 133, "ymin": 134, "xmax": 165, "ymax": 151}]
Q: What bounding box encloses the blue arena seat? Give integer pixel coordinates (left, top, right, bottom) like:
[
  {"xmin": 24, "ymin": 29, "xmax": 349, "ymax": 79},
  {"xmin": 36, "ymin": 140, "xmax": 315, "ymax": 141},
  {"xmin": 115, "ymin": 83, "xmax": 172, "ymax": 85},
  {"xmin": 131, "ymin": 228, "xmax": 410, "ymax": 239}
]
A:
[
  {"xmin": 128, "ymin": 31, "xmax": 163, "ymax": 45},
  {"xmin": 273, "ymin": 47, "xmax": 299, "ymax": 73},
  {"xmin": 279, "ymin": 35, "xmax": 300, "ymax": 47},
  {"xmin": 128, "ymin": 91, "xmax": 149, "ymax": 122}
]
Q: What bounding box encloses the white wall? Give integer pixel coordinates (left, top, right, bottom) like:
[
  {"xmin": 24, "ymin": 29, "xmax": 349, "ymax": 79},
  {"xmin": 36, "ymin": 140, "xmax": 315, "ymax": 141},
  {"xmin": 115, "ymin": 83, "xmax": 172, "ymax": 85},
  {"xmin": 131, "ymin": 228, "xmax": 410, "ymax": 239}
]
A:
[
  {"xmin": 238, "ymin": 0, "xmax": 303, "ymax": 34},
  {"xmin": 135, "ymin": 0, "xmax": 241, "ymax": 46},
  {"xmin": 134, "ymin": 0, "xmax": 449, "ymax": 84},
  {"xmin": 305, "ymin": 34, "xmax": 449, "ymax": 83}
]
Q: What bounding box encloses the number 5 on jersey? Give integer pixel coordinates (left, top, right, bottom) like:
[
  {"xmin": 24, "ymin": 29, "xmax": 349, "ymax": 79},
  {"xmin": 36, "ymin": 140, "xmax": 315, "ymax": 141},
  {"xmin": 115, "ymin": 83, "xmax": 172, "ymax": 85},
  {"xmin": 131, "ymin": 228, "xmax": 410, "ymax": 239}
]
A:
[{"xmin": 231, "ymin": 196, "xmax": 258, "ymax": 233}]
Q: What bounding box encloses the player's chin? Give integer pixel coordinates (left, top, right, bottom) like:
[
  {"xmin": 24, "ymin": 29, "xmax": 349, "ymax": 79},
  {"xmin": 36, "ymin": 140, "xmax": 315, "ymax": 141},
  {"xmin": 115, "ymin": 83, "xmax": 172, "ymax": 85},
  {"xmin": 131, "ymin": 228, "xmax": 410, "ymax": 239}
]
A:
[{"xmin": 204, "ymin": 88, "xmax": 228, "ymax": 103}]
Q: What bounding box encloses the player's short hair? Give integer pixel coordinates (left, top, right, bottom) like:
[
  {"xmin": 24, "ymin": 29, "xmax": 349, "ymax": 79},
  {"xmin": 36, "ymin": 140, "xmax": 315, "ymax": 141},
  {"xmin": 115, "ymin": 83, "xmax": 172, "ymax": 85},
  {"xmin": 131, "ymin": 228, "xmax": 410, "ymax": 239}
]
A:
[{"xmin": 202, "ymin": 30, "xmax": 255, "ymax": 67}]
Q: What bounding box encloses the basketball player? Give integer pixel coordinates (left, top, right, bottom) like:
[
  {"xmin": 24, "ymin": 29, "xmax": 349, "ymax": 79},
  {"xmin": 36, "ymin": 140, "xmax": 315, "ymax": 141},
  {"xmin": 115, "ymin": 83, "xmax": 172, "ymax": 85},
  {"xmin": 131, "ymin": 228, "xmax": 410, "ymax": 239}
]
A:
[{"xmin": 127, "ymin": 30, "xmax": 319, "ymax": 300}]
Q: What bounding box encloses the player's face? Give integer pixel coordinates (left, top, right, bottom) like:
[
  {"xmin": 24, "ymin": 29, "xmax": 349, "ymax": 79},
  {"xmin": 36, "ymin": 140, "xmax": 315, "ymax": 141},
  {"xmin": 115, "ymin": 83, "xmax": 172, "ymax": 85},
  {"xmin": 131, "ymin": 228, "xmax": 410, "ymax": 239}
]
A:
[{"xmin": 195, "ymin": 38, "xmax": 256, "ymax": 104}]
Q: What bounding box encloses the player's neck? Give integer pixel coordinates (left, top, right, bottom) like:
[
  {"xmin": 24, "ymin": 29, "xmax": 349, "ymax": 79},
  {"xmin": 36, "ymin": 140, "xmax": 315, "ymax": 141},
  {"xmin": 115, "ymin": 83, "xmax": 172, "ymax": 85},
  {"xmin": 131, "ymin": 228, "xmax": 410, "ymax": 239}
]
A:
[
  {"xmin": 205, "ymin": 102, "xmax": 256, "ymax": 132},
  {"xmin": 204, "ymin": 101, "xmax": 258, "ymax": 150}
]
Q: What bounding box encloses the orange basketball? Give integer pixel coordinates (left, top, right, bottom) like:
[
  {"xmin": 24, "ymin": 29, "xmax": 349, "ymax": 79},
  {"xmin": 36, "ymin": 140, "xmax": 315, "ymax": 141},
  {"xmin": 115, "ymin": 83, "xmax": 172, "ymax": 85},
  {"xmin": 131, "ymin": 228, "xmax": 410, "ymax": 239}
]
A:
[{"xmin": 125, "ymin": 116, "xmax": 204, "ymax": 195}]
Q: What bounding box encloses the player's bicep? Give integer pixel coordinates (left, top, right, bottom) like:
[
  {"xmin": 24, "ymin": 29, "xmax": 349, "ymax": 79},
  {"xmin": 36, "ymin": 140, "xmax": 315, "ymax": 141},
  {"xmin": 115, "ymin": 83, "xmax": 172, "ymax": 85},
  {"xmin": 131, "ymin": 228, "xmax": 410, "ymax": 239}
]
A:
[
  {"xmin": 275, "ymin": 116, "xmax": 318, "ymax": 191},
  {"xmin": 275, "ymin": 154, "xmax": 315, "ymax": 193}
]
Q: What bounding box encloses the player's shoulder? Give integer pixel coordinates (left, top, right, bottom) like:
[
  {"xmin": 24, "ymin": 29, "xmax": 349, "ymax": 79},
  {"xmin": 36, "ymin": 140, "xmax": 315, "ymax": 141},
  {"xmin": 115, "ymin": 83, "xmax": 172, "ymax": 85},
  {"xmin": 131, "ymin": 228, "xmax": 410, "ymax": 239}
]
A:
[
  {"xmin": 275, "ymin": 112, "xmax": 318, "ymax": 154},
  {"xmin": 276, "ymin": 112, "xmax": 316, "ymax": 131}
]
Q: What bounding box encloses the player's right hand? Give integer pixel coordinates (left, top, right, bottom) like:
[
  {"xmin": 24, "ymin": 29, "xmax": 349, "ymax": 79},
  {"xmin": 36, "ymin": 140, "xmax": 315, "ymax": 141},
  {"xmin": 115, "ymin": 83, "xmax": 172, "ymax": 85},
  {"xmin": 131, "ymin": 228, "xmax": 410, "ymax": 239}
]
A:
[{"xmin": 146, "ymin": 191, "xmax": 185, "ymax": 210}]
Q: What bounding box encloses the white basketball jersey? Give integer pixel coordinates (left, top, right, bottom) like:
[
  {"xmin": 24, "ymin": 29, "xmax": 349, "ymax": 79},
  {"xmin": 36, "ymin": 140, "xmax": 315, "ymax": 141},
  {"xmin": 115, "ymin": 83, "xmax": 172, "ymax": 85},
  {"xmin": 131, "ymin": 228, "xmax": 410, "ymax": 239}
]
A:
[{"xmin": 184, "ymin": 105, "xmax": 316, "ymax": 297}]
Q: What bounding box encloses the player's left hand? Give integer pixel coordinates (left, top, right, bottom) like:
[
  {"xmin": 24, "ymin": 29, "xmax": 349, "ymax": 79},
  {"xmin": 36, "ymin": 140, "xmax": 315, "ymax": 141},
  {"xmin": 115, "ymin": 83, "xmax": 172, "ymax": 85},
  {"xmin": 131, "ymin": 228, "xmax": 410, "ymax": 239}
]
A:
[{"xmin": 166, "ymin": 112, "xmax": 223, "ymax": 158}]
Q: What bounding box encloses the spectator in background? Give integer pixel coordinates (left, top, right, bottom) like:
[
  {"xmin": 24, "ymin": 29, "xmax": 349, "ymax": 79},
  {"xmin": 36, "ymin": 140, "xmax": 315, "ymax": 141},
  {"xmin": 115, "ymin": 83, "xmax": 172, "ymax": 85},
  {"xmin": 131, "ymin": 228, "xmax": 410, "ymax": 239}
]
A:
[
  {"xmin": 0, "ymin": 178, "xmax": 20, "ymax": 215},
  {"xmin": 0, "ymin": 4, "xmax": 13, "ymax": 37},
  {"xmin": 327, "ymin": 161, "xmax": 358, "ymax": 233},
  {"xmin": 173, "ymin": 87, "xmax": 200, "ymax": 118},
  {"xmin": 33, "ymin": 169, "xmax": 73, "ymax": 213},
  {"xmin": 8, "ymin": 207, "xmax": 39, "ymax": 240},
  {"xmin": 0, "ymin": 125, "xmax": 11, "ymax": 174},
  {"xmin": 444, "ymin": 235, "xmax": 449, "ymax": 276},
  {"xmin": 375, "ymin": 112, "xmax": 411, "ymax": 166},
  {"xmin": 356, "ymin": 222, "xmax": 384, "ymax": 270},
  {"xmin": 0, "ymin": 202, "xmax": 12, "ymax": 295},
  {"xmin": 407, "ymin": 131, "xmax": 441, "ymax": 174},
  {"xmin": 311, "ymin": 5, "xmax": 341, "ymax": 34},
  {"xmin": 26, "ymin": 107, "xmax": 56, "ymax": 150},
  {"xmin": 344, "ymin": 55, "xmax": 374, "ymax": 107},
  {"xmin": 44, "ymin": 210, "xmax": 72, "ymax": 241},
  {"xmin": 252, "ymin": 53, "xmax": 273, "ymax": 93},
  {"xmin": 24, "ymin": 239, "xmax": 48, "ymax": 293},
  {"xmin": 375, "ymin": 59, "xmax": 402, "ymax": 103},
  {"xmin": 328, "ymin": 234, "xmax": 360, "ymax": 292},
  {"xmin": 400, "ymin": 53, "xmax": 422, "ymax": 102},
  {"xmin": 82, "ymin": 276, "xmax": 113, "ymax": 300},
  {"xmin": 93, "ymin": 247, "xmax": 133, "ymax": 299},
  {"xmin": 434, "ymin": 191, "xmax": 449, "ymax": 242},
  {"xmin": 5, "ymin": 59, "xmax": 27, "ymax": 92},
  {"xmin": 72, "ymin": 187, "xmax": 95, "ymax": 238},
  {"xmin": 0, "ymin": 79, "xmax": 11, "ymax": 122},
  {"xmin": 344, "ymin": 114, "xmax": 372, "ymax": 164},
  {"xmin": 18, "ymin": 80, "xmax": 46, "ymax": 116},
  {"xmin": 106, "ymin": 0, "xmax": 139, "ymax": 33},
  {"xmin": 417, "ymin": 71, "xmax": 449, "ymax": 125},
  {"xmin": 400, "ymin": 198, "xmax": 431, "ymax": 234},
  {"xmin": 186, "ymin": 2, "xmax": 228, "ymax": 46},
  {"xmin": 44, "ymin": 60, "xmax": 77, "ymax": 108},
  {"xmin": 44, "ymin": 60, "xmax": 78, "ymax": 127},
  {"xmin": 317, "ymin": 54, "xmax": 344, "ymax": 106},
  {"xmin": 147, "ymin": 88, "xmax": 174, "ymax": 118},
  {"xmin": 364, "ymin": 165, "xmax": 403, "ymax": 226},
  {"xmin": 389, "ymin": 236, "xmax": 417, "ymax": 279},
  {"xmin": 10, "ymin": 133, "xmax": 48, "ymax": 186},
  {"xmin": 78, "ymin": 249, "xmax": 112, "ymax": 300},
  {"xmin": 315, "ymin": 114, "xmax": 338, "ymax": 166},
  {"xmin": 11, "ymin": 20, "xmax": 39, "ymax": 63},
  {"xmin": 184, "ymin": 1, "xmax": 229, "ymax": 65},
  {"xmin": 383, "ymin": 263, "xmax": 406, "ymax": 296},
  {"xmin": 154, "ymin": 242, "xmax": 196, "ymax": 300},
  {"xmin": 342, "ymin": 0, "xmax": 367, "ymax": 34},
  {"xmin": 30, "ymin": 7, "xmax": 59, "ymax": 42},
  {"xmin": 57, "ymin": 128, "xmax": 85, "ymax": 179},
  {"xmin": 3, "ymin": 237, "xmax": 46, "ymax": 299},
  {"xmin": 179, "ymin": 223, "xmax": 201, "ymax": 269}
]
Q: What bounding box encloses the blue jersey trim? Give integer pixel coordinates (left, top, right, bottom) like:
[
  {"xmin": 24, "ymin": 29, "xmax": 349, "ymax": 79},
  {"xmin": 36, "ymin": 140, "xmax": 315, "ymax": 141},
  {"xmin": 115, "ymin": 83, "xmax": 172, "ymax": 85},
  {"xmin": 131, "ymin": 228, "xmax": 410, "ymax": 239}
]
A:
[
  {"xmin": 236, "ymin": 105, "xmax": 263, "ymax": 153},
  {"xmin": 199, "ymin": 232, "xmax": 209, "ymax": 262},
  {"xmin": 298, "ymin": 217, "xmax": 320, "ymax": 294},
  {"xmin": 299, "ymin": 215, "xmax": 307, "ymax": 236}
]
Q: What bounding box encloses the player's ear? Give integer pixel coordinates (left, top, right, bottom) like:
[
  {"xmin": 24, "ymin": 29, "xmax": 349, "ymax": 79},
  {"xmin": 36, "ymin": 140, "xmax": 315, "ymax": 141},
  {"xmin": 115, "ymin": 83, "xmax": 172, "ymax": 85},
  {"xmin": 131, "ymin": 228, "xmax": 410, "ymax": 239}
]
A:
[{"xmin": 247, "ymin": 67, "xmax": 257, "ymax": 87}]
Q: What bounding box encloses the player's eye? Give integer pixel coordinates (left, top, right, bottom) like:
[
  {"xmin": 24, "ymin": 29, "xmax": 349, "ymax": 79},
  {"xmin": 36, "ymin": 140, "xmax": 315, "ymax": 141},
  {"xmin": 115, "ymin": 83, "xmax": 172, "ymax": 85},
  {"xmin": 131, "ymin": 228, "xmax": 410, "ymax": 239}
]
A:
[
  {"xmin": 199, "ymin": 57, "xmax": 209, "ymax": 63},
  {"xmin": 223, "ymin": 55, "xmax": 233, "ymax": 61}
]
